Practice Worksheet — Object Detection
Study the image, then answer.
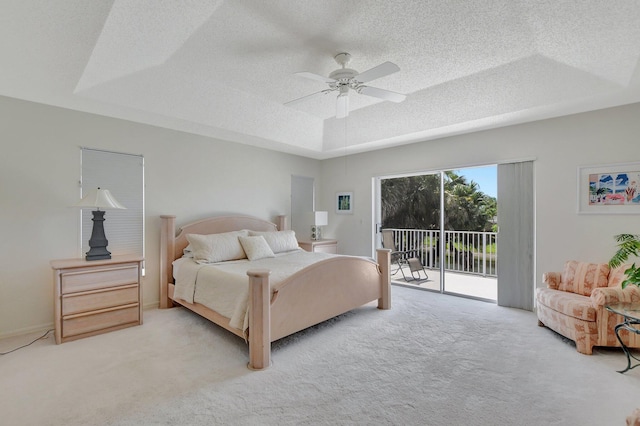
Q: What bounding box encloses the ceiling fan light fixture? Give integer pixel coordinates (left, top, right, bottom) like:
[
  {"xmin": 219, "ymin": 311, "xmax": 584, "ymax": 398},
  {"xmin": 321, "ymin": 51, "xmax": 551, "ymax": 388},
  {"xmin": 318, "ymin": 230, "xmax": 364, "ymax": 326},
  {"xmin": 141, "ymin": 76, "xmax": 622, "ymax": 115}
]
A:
[{"xmin": 286, "ymin": 52, "xmax": 405, "ymax": 118}]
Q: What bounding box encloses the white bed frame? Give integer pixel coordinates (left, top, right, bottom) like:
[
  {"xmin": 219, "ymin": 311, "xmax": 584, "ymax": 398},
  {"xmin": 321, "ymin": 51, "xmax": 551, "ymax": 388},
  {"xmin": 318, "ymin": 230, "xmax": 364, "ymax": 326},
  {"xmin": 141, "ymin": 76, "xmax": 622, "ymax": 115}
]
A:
[{"xmin": 160, "ymin": 214, "xmax": 391, "ymax": 370}]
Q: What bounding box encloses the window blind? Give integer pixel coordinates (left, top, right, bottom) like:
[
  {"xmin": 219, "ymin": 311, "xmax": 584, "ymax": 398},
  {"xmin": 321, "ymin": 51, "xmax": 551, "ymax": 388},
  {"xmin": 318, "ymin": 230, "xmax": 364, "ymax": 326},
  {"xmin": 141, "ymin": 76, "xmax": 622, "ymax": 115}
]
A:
[
  {"xmin": 496, "ymin": 161, "xmax": 534, "ymax": 310},
  {"xmin": 80, "ymin": 148, "xmax": 144, "ymax": 261}
]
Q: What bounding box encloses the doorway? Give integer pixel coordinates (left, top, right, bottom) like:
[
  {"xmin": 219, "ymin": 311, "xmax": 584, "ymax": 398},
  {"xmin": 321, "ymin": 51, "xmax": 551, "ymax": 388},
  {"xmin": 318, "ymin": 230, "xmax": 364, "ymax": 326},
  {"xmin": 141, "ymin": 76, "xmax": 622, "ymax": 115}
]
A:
[
  {"xmin": 376, "ymin": 165, "xmax": 498, "ymax": 302},
  {"xmin": 291, "ymin": 175, "xmax": 315, "ymax": 239}
]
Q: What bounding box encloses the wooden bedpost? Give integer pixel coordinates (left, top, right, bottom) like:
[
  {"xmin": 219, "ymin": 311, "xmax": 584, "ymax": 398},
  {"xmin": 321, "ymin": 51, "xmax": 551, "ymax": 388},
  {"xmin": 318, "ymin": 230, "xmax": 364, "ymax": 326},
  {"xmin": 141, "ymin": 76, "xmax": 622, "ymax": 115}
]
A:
[
  {"xmin": 160, "ymin": 215, "xmax": 176, "ymax": 309},
  {"xmin": 247, "ymin": 269, "xmax": 271, "ymax": 370},
  {"xmin": 377, "ymin": 248, "xmax": 391, "ymax": 310}
]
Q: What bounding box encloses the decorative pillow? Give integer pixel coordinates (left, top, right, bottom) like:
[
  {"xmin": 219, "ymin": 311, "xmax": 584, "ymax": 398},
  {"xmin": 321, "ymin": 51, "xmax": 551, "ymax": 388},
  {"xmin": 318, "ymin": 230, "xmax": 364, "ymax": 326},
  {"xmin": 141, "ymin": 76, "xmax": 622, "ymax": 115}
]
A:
[
  {"xmin": 609, "ymin": 264, "xmax": 631, "ymax": 288},
  {"xmin": 186, "ymin": 230, "xmax": 249, "ymax": 263},
  {"xmin": 559, "ymin": 260, "xmax": 610, "ymax": 296},
  {"xmin": 238, "ymin": 235, "xmax": 275, "ymax": 261},
  {"xmin": 248, "ymin": 230, "xmax": 299, "ymax": 253}
]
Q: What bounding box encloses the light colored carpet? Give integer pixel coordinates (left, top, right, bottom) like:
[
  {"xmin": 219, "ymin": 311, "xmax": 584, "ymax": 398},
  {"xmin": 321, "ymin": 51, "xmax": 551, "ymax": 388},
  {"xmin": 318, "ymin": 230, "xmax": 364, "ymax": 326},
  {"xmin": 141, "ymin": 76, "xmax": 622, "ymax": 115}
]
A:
[{"xmin": 1, "ymin": 286, "xmax": 639, "ymax": 425}]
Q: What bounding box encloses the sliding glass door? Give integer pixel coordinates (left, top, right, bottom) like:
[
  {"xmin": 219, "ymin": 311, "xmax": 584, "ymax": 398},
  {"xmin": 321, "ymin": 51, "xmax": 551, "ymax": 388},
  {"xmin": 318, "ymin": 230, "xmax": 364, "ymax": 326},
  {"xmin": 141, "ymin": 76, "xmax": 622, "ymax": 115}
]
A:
[
  {"xmin": 376, "ymin": 165, "xmax": 498, "ymax": 302},
  {"xmin": 379, "ymin": 172, "xmax": 441, "ymax": 291},
  {"xmin": 441, "ymin": 167, "xmax": 497, "ymax": 300}
]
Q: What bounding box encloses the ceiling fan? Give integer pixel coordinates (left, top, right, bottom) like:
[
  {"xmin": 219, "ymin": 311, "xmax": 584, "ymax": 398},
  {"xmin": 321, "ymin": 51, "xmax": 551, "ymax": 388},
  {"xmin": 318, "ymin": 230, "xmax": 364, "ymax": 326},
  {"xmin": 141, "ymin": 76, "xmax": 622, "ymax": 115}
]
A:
[{"xmin": 285, "ymin": 52, "xmax": 406, "ymax": 119}]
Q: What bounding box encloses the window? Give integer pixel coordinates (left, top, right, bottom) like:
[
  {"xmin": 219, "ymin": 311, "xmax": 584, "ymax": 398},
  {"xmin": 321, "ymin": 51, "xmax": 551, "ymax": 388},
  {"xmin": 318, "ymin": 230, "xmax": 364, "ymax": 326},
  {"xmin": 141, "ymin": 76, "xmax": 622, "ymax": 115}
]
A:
[{"xmin": 80, "ymin": 148, "xmax": 144, "ymax": 264}]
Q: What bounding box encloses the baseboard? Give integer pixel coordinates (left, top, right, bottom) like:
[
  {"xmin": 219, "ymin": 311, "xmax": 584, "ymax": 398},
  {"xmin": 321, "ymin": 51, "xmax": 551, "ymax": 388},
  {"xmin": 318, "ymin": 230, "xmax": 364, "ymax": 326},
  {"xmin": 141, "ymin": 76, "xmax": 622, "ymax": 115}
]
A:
[
  {"xmin": 2, "ymin": 302, "xmax": 159, "ymax": 340},
  {"xmin": 0, "ymin": 322, "xmax": 54, "ymax": 341},
  {"xmin": 144, "ymin": 300, "xmax": 159, "ymax": 310}
]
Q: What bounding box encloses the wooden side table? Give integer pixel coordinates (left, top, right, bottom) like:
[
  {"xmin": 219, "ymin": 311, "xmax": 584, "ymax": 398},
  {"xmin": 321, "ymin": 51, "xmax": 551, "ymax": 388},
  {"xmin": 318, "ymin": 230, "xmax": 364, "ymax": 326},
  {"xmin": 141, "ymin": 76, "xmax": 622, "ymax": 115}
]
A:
[
  {"xmin": 51, "ymin": 255, "xmax": 143, "ymax": 344},
  {"xmin": 298, "ymin": 239, "xmax": 338, "ymax": 254}
]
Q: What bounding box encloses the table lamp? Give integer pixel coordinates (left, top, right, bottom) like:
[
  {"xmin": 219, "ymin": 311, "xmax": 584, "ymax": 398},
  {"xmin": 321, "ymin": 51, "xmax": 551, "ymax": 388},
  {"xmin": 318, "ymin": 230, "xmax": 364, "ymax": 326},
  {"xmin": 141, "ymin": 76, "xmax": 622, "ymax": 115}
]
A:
[
  {"xmin": 75, "ymin": 188, "xmax": 126, "ymax": 260},
  {"xmin": 311, "ymin": 211, "xmax": 328, "ymax": 240}
]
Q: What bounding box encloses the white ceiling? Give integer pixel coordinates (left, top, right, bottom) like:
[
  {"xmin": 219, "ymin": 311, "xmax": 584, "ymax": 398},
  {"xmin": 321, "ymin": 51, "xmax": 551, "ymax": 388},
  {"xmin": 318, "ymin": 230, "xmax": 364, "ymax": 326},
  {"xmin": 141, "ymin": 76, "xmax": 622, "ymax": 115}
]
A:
[{"xmin": 2, "ymin": 1, "xmax": 640, "ymax": 159}]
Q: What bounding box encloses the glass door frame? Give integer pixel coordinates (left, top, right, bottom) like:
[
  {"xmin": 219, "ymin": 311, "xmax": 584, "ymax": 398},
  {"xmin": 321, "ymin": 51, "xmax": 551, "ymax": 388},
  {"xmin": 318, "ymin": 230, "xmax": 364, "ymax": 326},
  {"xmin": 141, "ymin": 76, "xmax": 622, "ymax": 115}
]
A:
[
  {"xmin": 373, "ymin": 170, "xmax": 445, "ymax": 294},
  {"xmin": 374, "ymin": 165, "xmax": 498, "ymax": 301}
]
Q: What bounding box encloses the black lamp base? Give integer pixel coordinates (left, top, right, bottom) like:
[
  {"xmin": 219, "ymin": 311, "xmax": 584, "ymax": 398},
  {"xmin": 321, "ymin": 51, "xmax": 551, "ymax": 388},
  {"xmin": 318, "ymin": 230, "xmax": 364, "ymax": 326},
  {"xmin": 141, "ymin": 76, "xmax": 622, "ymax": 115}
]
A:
[
  {"xmin": 86, "ymin": 249, "xmax": 111, "ymax": 261},
  {"xmin": 86, "ymin": 210, "xmax": 111, "ymax": 261}
]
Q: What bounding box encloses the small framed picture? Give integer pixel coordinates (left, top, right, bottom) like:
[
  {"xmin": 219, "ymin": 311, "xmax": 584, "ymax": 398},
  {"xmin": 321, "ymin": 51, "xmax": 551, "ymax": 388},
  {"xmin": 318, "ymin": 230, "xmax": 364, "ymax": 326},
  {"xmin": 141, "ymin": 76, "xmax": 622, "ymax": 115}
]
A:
[
  {"xmin": 577, "ymin": 162, "xmax": 640, "ymax": 214},
  {"xmin": 336, "ymin": 192, "xmax": 353, "ymax": 214}
]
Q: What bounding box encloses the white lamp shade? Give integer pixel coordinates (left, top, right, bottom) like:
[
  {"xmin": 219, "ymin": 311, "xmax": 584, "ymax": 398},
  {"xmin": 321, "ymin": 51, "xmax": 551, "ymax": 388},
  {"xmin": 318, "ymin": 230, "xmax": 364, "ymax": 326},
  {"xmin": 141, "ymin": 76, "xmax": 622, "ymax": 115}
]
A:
[
  {"xmin": 313, "ymin": 211, "xmax": 328, "ymax": 226},
  {"xmin": 75, "ymin": 188, "xmax": 126, "ymax": 210}
]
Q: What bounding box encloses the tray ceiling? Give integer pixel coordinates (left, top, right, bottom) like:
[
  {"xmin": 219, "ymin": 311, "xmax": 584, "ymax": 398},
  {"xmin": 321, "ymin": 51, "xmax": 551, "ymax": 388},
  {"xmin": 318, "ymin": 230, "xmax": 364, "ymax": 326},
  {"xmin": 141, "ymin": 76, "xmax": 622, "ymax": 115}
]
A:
[{"xmin": 2, "ymin": 1, "xmax": 640, "ymax": 159}]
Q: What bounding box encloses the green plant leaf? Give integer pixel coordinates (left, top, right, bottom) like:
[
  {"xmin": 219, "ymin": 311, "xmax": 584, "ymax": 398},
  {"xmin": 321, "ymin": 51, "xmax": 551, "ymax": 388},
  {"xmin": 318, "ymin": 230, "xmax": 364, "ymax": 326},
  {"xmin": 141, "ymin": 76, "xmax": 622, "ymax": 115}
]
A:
[
  {"xmin": 621, "ymin": 263, "xmax": 640, "ymax": 288},
  {"xmin": 609, "ymin": 234, "xmax": 640, "ymax": 268}
]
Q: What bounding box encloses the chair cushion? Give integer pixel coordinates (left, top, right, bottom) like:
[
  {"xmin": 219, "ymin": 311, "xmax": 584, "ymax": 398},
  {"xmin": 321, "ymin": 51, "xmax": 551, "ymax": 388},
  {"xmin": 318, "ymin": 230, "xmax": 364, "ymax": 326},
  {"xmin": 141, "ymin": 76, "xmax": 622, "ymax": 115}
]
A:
[
  {"xmin": 626, "ymin": 408, "xmax": 640, "ymax": 426},
  {"xmin": 608, "ymin": 264, "xmax": 630, "ymax": 287},
  {"xmin": 558, "ymin": 260, "xmax": 610, "ymax": 296},
  {"xmin": 536, "ymin": 288, "xmax": 597, "ymax": 321}
]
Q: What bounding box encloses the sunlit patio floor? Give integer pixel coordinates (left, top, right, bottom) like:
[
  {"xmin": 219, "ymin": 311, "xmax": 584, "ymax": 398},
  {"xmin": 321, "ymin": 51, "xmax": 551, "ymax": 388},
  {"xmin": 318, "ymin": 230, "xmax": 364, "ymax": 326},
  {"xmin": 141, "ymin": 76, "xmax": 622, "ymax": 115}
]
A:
[{"xmin": 391, "ymin": 264, "xmax": 497, "ymax": 301}]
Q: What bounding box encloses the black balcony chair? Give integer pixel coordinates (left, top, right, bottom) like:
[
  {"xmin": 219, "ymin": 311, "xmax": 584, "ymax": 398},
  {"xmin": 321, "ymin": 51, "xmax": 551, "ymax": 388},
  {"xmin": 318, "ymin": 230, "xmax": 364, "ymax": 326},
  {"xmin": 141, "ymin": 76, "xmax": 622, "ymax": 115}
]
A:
[{"xmin": 381, "ymin": 229, "xmax": 428, "ymax": 282}]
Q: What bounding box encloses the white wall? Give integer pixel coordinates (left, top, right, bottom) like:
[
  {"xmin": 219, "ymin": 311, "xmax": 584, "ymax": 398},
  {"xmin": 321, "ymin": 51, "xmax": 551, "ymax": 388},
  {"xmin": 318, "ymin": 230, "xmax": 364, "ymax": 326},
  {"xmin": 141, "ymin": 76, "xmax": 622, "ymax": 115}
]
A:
[
  {"xmin": 2, "ymin": 95, "xmax": 639, "ymax": 337},
  {"xmin": 0, "ymin": 96, "xmax": 320, "ymax": 338},
  {"xmin": 319, "ymin": 103, "xmax": 640, "ymax": 294}
]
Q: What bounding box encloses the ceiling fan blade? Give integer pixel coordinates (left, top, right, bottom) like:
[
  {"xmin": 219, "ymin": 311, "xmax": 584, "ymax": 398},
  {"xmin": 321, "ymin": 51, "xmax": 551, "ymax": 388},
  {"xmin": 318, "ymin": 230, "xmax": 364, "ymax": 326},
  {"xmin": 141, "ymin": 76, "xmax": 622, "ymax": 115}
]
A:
[
  {"xmin": 357, "ymin": 85, "xmax": 406, "ymax": 103},
  {"xmin": 355, "ymin": 61, "xmax": 400, "ymax": 83},
  {"xmin": 336, "ymin": 93, "xmax": 349, "ymax": 119},
  {"xmin": 295, "ymin": 71, "xmax": 337, "ymax": 84},
  {"xmin": 284, "ymin": 89, "xmax": 332, "ymax": 106}
]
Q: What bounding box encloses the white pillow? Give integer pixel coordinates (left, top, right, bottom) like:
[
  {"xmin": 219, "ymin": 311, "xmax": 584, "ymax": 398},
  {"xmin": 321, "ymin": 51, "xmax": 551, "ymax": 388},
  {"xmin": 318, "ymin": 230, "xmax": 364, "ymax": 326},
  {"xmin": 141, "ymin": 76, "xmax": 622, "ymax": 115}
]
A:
[
  {"xmin": 248, "ymin": 230, "xmax": 298, "ymax": 253},
  {"xmin": 186, "ymin": 230, "xmax": 249, "ymax": 263},
  {"xmin": 238, "ymin": 235, "xmax": 275, "ymax": 261}
]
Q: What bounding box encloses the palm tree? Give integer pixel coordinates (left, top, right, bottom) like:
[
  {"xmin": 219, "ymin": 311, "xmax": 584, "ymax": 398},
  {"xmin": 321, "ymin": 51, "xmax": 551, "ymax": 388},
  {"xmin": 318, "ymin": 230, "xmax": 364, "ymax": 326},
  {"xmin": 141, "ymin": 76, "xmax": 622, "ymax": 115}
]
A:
[
  {"xmin": 381, "ymin": 174, "xmax": 440, "ymax": 229},
  {"xmin": 444, "ymin": 173, "xmax": 494, "ymax": 232},
  {"xmin": 381, "ymin": 172, "xmax": 495, "ymax": 232}
]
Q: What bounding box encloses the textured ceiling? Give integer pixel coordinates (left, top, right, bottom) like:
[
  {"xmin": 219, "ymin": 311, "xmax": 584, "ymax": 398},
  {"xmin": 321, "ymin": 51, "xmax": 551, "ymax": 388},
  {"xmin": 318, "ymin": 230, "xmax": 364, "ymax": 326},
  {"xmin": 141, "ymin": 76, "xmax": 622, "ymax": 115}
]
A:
[{"xmin": 2, "ymin": 1, "xmax": 640, "ymax": 159}]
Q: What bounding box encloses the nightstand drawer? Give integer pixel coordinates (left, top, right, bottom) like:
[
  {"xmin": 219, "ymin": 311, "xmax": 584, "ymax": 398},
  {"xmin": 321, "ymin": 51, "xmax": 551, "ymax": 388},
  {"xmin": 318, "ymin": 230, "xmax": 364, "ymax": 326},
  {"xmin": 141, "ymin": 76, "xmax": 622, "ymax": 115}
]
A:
[
  {"xmin": 62, "ymin": 284, "xmax": 139, "ymax": 315},
  {"xmin": 62, "ymin": 304, "xmax": 139, "ymax": 338},
  {"xmin": 61, "ymin": 264, "xmax": 139, "ymax": 294},
  {"xmin": 313, "ymin": 245, "xmax": 337, "ymax": 254},
  {"xmin": 298, "ymin": 239, "xmax": 338, "ymax": 253}
]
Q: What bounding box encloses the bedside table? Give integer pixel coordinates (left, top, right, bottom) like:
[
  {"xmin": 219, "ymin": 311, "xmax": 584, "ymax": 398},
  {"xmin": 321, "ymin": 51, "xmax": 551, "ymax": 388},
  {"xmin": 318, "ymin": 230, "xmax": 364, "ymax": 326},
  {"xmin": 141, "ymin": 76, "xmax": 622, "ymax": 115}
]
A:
[
  {"xmin": 298, "ymin": 239, "xmax": 338, "ymax": 254},
  {"xmin": 51, "ymin": 255, "xmax": 143, "ymax": 344}
]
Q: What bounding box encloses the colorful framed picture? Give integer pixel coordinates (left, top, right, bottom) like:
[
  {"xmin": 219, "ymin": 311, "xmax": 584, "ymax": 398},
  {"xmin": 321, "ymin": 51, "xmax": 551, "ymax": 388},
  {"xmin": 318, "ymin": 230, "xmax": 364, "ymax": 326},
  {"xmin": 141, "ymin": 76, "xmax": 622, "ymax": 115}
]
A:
[
  {"xmin": 577, "ymin": 162, "xmax": 640, "ymax": 214},
  {"xmin": 336, "ymin": 192, "xmax": 353, "ymax": 214}
]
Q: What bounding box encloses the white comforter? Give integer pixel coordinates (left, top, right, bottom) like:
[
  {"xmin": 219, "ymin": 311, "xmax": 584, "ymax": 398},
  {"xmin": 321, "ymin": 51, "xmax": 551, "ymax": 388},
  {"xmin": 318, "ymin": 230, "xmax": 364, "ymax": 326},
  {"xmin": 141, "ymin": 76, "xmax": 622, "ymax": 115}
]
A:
[{"xmin": 172, "ymin": 249, "xmax": 335, "ymax": 332}]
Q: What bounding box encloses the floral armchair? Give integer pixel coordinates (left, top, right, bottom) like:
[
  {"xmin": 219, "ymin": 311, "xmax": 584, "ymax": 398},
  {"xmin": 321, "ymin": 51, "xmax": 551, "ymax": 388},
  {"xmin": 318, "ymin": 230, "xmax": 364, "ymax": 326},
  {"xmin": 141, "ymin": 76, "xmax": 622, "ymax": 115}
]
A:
[{"xmin": 536, "ymin": 260, "xmax": 640, "ymax": 354}]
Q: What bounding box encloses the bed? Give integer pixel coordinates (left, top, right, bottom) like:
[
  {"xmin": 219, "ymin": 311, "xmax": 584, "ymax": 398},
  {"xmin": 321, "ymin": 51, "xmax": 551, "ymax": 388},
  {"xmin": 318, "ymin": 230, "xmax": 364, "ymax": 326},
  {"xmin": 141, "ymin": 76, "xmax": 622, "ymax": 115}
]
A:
[{"xmin": 160, "ymin": 214, "xmax": 391, "ymax": 370}]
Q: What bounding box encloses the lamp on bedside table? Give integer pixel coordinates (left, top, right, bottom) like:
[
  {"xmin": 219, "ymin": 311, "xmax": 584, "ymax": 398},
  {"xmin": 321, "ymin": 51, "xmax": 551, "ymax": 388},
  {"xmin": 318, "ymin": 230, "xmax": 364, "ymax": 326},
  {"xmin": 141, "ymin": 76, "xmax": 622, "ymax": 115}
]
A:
[
  {"xmin": 75, "ymin": 187, "xmax": 126, "ymax": 261},
  {"xmin": 311, "ymin": 211, "xmax": 328, "ymax": 240}
]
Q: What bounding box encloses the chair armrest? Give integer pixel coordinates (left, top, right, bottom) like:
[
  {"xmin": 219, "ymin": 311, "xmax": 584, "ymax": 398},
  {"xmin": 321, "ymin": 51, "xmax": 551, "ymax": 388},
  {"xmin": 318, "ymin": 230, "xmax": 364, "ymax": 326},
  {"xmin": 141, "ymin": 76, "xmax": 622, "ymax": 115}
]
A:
[
  {"xmin": 394, "ymin": 248, "xmax": 422, "ymax": 259},
  {"xmin": 542, "ymin": 272, "xmax": 561, "ymax": 289},
  {"xmin": 590, "ymin": 285, "xmax": 640, "ymax": 307},
  {"xmin": 627, "ymin": 408, "xmax": 640, "ymax": 426}
]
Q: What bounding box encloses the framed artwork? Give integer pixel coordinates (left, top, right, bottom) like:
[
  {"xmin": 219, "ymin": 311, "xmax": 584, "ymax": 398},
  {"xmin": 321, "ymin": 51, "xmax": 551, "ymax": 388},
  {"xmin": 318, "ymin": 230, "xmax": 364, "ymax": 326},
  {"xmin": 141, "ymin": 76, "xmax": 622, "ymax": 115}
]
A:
[
  {"xmin": 577, "ymin": 162, "xmax": 640, "ymax": 214},
  {"xmin": 336, "ymin": 192, "xmax": 353, "ymax": 214}
]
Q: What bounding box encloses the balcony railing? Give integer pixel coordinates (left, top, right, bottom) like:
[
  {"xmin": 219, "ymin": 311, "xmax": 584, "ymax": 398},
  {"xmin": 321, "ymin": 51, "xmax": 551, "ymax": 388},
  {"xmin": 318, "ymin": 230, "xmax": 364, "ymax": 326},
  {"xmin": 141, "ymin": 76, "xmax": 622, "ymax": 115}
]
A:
[{"xmin": 383, "ymin": 228, "xmax": 497, "ymax": 277}]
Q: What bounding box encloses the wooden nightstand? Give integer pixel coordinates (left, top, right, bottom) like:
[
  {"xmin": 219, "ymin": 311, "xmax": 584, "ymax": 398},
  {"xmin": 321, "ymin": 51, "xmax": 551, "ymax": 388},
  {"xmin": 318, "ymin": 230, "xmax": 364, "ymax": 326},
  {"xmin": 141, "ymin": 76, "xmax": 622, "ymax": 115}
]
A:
[
  {"xmin": 51, "ymin": 254, "xmax": 143, "ymax": 344},
  {"xmin": 298, "ymin": 239, "xmax": 338, "ymax": 254}
]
